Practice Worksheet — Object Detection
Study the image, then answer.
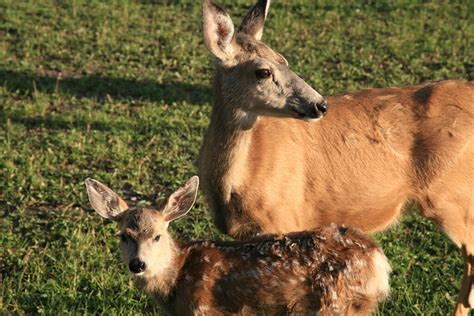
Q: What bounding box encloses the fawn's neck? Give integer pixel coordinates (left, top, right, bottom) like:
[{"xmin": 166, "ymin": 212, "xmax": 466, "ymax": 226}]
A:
[{"xmin": 134, "ymin": 240, "xmax": 186, "ymax": 303}]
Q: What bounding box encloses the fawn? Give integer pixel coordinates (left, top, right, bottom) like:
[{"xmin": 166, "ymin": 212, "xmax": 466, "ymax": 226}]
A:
[{"xmin": 85, "ymin": 176, "xmax": 391, "ymax": 315}]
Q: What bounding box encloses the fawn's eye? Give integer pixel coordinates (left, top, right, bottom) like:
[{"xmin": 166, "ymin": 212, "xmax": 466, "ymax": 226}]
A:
[
  {"xmin": 154, "ymin": 235, "xmax": 161, "ymax": 242},
  {"xmin": 255, "ymin": 69, "xmax": 271, "ymax": 79},
  {"xmin": 120, "ymin": 233, "xmax": 129, "ymax": 243}
]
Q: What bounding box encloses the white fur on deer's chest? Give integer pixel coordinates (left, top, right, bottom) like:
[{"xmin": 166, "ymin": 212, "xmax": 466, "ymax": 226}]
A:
[{"xmin": 221, "ymin": 131, "xmax": 253, "ymax": 202}]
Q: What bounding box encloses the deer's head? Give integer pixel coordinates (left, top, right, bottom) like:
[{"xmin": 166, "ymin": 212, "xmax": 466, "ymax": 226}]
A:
[
  {"xmin": 203, "ymin": 0, "xmax": 327, "ymax": 122},
  {"xmin": 85, "ymin": 177, "xmax": 199, "ymax": 278}
]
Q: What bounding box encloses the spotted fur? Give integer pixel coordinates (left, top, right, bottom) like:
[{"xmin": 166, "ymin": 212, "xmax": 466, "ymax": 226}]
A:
[
  {"xmin": 85, "ymin": 177, "xmax": 391, "ymax": 315},
  {"xmin": 166, "ymin": 225, "xmax": 390, "ymax": 315}
]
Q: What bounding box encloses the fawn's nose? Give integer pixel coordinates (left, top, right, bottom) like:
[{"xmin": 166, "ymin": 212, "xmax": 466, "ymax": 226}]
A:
[{"xmin": 129, "ymin": 258, "xmax": 146, "ymax": 274}]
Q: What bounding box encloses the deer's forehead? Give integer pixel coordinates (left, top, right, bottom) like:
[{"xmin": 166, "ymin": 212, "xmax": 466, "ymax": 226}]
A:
[
  {"xmin": 236, "ymin": 33, "xmax": 286, "ymax": 65},
  {"xmin": 120, "ymin": 208, "xmax": 165, "ymax": 236}
]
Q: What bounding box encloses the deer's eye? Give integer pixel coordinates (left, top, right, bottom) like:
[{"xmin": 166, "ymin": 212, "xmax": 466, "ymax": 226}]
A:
[
  {"xmin": 255, "ymin": 69, "xmax": 271, "ymax": 79},
  {"xmin": 120, "ymin": 233, "xmax": 129, "ymax": 244},
  {"xmin": 154, "ymin": 235, "xmax": 161, "ymax": 242}
]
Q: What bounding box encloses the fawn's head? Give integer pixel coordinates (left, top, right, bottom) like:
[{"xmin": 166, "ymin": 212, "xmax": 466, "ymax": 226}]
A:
[
  {"xmin": 203, "ymin": 0, "xmax": 327, "ymax": 122},
  {"xmin": 85, "ymin": 177, "xmax": 199, "ymax": 278}
]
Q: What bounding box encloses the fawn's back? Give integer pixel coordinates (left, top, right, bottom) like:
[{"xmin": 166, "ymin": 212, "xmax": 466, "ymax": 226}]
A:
[{"xmin": 171, "ymin": 225, "xmax": 390, "ymax": 315}]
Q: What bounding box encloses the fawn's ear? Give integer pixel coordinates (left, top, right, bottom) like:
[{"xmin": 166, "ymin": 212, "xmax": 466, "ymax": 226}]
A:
[
  {"xmin": 203, "ymin": 0, "xmax": 236, "ymax": 61},
  {"xmin": 85, "ymin": 178, "xmax": 129, "ymax": 220},
  {"xmin": 162, "ymin": 176, "xmax": 199, "ymax": 223},
  {"xmin": 238, "ymin": 0, "xmax": 270, "ymax": 41}
]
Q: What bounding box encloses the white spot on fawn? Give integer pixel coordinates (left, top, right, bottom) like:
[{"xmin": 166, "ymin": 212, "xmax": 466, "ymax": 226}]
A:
[{"xmin": 364, "ymin": 250, "xmax": 391, "ymax": 299}]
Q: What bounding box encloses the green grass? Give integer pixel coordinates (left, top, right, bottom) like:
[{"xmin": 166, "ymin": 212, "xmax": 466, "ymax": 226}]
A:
[{"xmin": 0, "ymin": 0, "xmax": 472, "ymax": 314}]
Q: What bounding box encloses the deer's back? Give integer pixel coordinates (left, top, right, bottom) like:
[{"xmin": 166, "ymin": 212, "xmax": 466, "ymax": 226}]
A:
[
  {"xmin": 329, "ymin": 79, "xmax": 474, "ymax": 183},
  {"xmin": 171, "ymin": 225, "xmax": 390, "ymax": 315}
]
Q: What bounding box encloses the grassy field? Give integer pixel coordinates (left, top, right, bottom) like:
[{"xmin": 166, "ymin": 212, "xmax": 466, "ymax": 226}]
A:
[{"xmin": 1, "ymin": 0, "xmax": 472, "ymax": 314}]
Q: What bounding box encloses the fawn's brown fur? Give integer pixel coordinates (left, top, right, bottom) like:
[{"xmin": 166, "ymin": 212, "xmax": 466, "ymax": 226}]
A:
[{"xmin": 85, "ymin": 177, "xmax": 390, "ymax": 315}]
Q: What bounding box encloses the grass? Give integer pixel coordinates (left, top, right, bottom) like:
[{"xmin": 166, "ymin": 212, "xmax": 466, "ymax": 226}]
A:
[{"xmin": 0, "ymin": 0, "xmax": 472, "ymax": 314}]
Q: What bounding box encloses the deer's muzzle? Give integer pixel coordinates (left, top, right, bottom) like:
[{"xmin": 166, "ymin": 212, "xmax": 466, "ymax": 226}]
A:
[
  {"xmin": 290, "ymin": 99, "xmax": 328, "ymax": 120},
  {"xmin": 129, "ymin": 258, "xmax": 146, "ymax": 274}
]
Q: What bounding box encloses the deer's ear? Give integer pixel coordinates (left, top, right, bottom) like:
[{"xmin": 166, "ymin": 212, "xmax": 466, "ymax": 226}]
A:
[
  {"xmin": 162, "ymin": 176, "xmax": 199, "ymax": 223},
  {"xmin": 238, "ymin": 0, "xmax": 270, "ymax": 41},
  {"xmin": 203, "ymin": 0, "xmax": 236, "ymax": 60},
  {"xmin": 85, "ymin": 178, "xmax": 128, "ymax": 221}
]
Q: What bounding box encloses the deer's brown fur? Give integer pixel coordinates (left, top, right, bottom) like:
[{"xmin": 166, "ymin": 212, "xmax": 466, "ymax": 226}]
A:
[
  {"xmin": 201, "ymin": 80, "xmax": 474, "ymax": 237},
  {"xmin": 199, "ymin": 1, "xmax": 474, "ymax": 314},
  {"xmin": 158, "ymin": 226, "xmax": 389, "ymax": 316}
]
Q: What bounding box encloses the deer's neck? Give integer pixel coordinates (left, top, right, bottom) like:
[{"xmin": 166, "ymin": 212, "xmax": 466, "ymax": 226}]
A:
[
  {"xmin": 206, "ymin": 91, "xmax": 257, "ymax": 201},
  {"xmin": 134, "ymin": 240, "xmax": 186, "ymax": 304}
]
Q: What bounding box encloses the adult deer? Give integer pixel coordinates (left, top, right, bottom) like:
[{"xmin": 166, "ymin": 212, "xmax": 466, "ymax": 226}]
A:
[{"xmin": 198, "ymin": 0, "xmax": 474, "ymax": 314}]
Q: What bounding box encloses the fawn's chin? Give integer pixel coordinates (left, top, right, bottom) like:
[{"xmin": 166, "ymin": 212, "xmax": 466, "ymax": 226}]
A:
[{"xmin": 131, "ymin": 271, "xmax": 145, "ymax": 277}]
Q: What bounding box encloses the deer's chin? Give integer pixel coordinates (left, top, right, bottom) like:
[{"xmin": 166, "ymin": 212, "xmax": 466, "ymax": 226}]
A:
[
  {"xmin": 303, "ymin": 116, "xmax": 323, "ymax": 123},
  {"xmin": 289, "ymin": 105, "xmax": 323, "ymax": 121},
  {"xmin": 131, "ymin": 271, "xmax": 145, "ymax": 277}
]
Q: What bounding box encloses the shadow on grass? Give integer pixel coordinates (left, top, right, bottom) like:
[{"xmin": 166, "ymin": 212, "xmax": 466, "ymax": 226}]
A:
[
  {"xmin": 0, "ymin": 69, "xmax": 211, "ymax": 104},
  {"xmin": 0, "ymin": 69, "xmax": 211, "ymax": 132},
  {"xmin": 0, "ymin": 110, "xmax": 126, "ymax": 132}
]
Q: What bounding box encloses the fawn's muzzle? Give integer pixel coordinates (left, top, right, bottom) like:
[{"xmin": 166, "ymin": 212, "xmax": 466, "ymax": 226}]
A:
[{"xmin": 129, "ymin": 258, "xmax": 146, "ymax": 274}]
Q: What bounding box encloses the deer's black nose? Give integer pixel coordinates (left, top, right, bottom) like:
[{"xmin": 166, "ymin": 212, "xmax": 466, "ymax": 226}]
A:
[
  {"xmin": 317, "ymin": 100, "xmax": 328, "ymax": 115},
  {"xmin": 129, "ymin": 258, "xmax": 146, "ymax": 274}
]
